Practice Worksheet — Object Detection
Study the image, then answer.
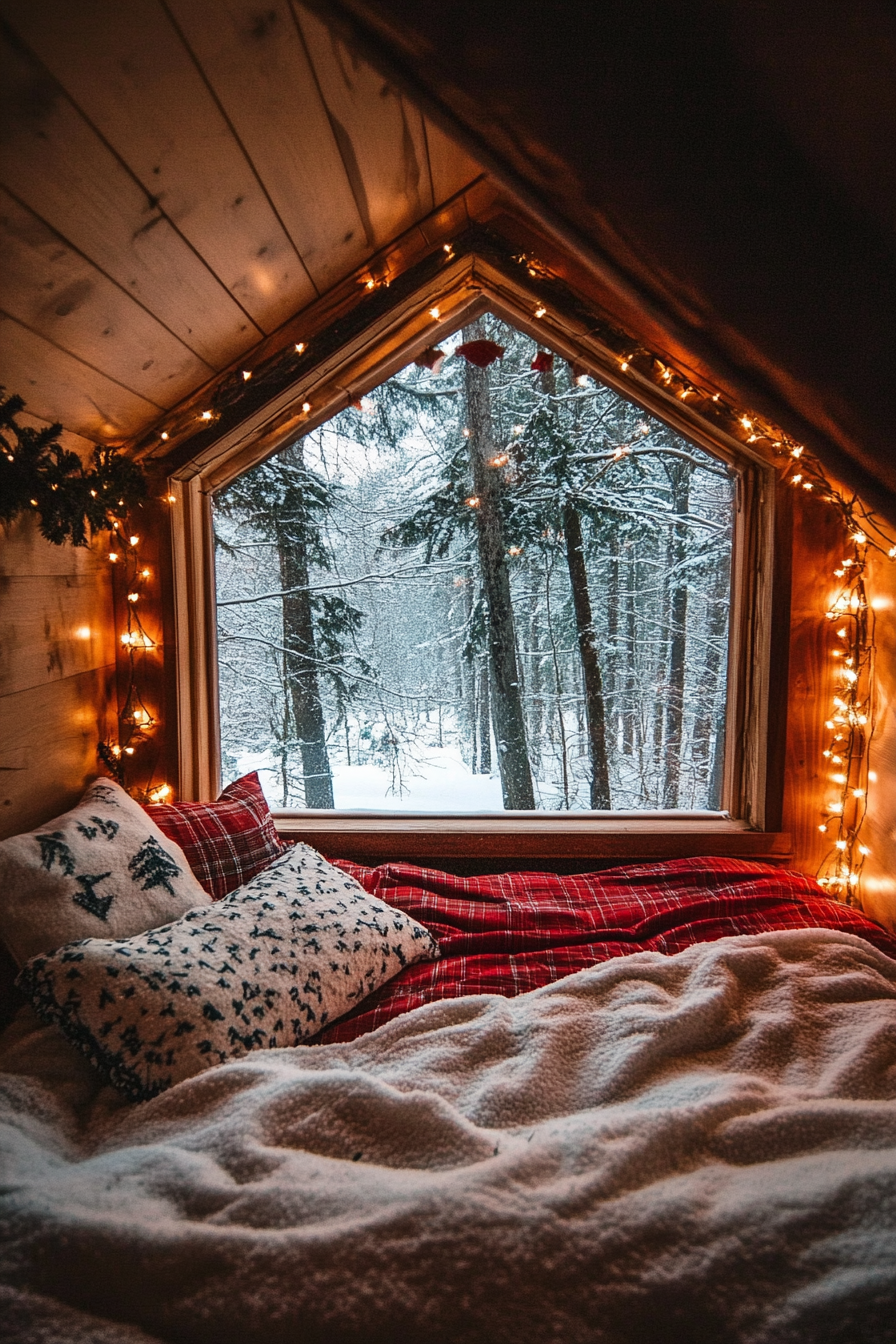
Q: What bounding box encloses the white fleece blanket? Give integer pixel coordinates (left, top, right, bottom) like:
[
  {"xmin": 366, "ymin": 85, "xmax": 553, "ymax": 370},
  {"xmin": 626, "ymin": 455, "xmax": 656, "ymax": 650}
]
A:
[{"xmin": 1, "ymin": 928, "xmax": 896, "ymax": 1344}]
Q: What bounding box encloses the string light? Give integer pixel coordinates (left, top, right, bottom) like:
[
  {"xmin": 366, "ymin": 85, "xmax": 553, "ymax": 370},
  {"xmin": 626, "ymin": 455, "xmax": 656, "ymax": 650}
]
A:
[
  {"xmin": 429, "ymin": 307, "xmax": 441, "ymax": 319},
  {"xmin": 242, "ymin": 370, "xmax": 252, "ymax": 381},
  {"xmin": 534, "ymin": 305, "xmax": 547, "ymax": 318},
  {"xmin": 295, "ymin": 343, "xmax": 305, "ymax": 354},
  {"xmin": 98, "ymin": 520, "xmax": 167, "ymax": 804}
]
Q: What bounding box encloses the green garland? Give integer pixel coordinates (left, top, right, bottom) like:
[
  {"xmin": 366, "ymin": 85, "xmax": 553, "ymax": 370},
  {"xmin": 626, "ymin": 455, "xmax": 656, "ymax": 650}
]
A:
[{"xmin": 0, "ymin": 389, "xmax": 146, "ymax": 546}]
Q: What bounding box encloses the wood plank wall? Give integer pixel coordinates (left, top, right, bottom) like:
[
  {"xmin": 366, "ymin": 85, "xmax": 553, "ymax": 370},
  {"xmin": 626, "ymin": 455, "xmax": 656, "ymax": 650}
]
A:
[{"xmin": 0, "ymin": 424, "xmax": 116, "ymax": 839}]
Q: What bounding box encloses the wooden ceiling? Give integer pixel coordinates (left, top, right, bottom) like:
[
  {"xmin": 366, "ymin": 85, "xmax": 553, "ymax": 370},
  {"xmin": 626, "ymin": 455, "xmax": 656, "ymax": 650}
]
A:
[{"xmin": 0, "ymin": 0, "xmax": 481, "ymax": 447}]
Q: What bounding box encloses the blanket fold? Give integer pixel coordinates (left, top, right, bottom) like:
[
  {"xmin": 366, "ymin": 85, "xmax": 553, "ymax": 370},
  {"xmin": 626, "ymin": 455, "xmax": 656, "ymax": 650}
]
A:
[{"xmin": 2, "ymin": 928, "xmax": 896, "ymax": 1343}]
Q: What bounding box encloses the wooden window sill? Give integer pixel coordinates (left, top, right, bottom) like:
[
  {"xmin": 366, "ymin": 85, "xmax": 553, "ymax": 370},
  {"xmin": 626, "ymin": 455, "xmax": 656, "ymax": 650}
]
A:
[{"xmin": 273, "ymin": 812, "xmax": 792, "ymax": 870}]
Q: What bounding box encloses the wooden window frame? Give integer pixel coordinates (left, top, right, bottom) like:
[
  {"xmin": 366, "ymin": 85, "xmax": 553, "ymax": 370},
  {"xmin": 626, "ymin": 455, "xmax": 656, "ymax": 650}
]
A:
[{"xmin": 167, "ymin": 250, "xmax": 790, "ymax": 868}]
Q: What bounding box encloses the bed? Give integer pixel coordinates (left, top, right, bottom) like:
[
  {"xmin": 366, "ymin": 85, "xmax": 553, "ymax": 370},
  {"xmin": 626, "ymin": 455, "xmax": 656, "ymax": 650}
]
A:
[{"xmin": 2, "ymin": 833, "xmax": 896, "ymax": 1344}]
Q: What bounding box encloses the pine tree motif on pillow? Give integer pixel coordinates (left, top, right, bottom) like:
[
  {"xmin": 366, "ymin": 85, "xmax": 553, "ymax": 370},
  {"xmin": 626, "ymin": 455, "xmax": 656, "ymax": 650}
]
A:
[
  {"xmin": 35, "ymin": 832, "xmax": 76, "ymax": 875},
  {"xmin": 128, "ymin": 837, "xmax": 182, "ymax": 895}
]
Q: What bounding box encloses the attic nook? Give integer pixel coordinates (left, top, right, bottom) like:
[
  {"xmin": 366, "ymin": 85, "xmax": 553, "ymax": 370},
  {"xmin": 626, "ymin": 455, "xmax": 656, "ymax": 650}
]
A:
[
  {"xmin": 4, "ymin": 3, "xmax": 896, "ymax": 1339},
  {"xmin": 3, "ymin": 0, "xmax": 896, "ymax": 924}
]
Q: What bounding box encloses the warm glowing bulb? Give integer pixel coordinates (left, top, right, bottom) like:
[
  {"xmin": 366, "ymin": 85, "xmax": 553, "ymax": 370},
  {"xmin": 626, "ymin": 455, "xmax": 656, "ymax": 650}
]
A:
[
  {"xmin": 489, "ymin": 453, "xmax": 509, "ymax": 468},
  {"xmin": 818, "ymin": 824, "xmax": 827, "ymax": 833},
  {"xmin": 576, "ymin": 374, "xmax": 588, "ymax": 385},
  {"xmin": 465, "ymin": 496, "xmax": 481, "ymax": 509},
  {"xmin": 242, "ymin": 370, "xmax": 252, "ymax": 381},
  {"xmin": 534, "ymin": 305, "xmax": 547, "ymax": 318},
  {"xmin": 302, "ymin": 402, "xmax": 311, "ymax": 414},
  {"xmin": 462, "ymin": 428, "xmax": 471, "ymax": 438},
  {"xmin": 791, "ymin": 446, "xmax": 804, "ymax": 458},
  {"xmin": 75, "ymin": 626, "xmax": 91, "ymax": 640},
  {"xmin": 160, "ymin": 431, "xmax": 169, "ymax": 441},
  {"xmin": 824, "ymin": 720, "xmax": 835, "ymax": 730},
  {"xmin": 129, "ymin": 535, "xmax": 139, "ymax": 547},
  {"xmin": 149, "ymin": 784, "xmax": 172, "ymax": 803},
  {"xmin": 365, "ymin": 278, "xmax": 376, "ymax": 290},
  {"xmin": 859, "ymin": 845, "xmax": 871, "ymax": 856},
  {"xmin": 200, "ymin": 410, "xmax": 213, "ymax": 421},
  {"xmin": 295, "ymin": 343, "xmax": 305, "ymax": 354},
  {"xmin": 443, "ymin": 243, "xmax": 453, "ymax": 254},
  {"xmin": 111, "ymin": 745, "xmax": 122, "ymax": 758},
  {"xmin": 740, "ymin": 416, "xmax": 753, "ymax": 430},
  {"xmin": 127, "ymin": 592, "xmax": 139, "ymax": 603},
  {"xmin": 508, "ymin": 546, "xmax": 523, "ymax": 556},
  {"xmin": 141, "ymin": 569, "xmax": 151, "ymax": 579},
  {"xmin": 832, "ymin": 774, "xmax": 847, "ymax": 784},
  {"xmin": 835, "ymin": 840, "xmax": 848, "ymax": 851},
  {"xmin": 429, "ymin": 307, "xmax": 440, "ymax": 319},
  {"xmin": 852, "ymin": 788, "xmax": 865, "ymax": 798},
  {"xmin": 828, "ymin": 802, "xmax": 843, "ymax": 813},
  {"xmin": 167, "ymin": 493, "xmax": 176, "ymax": 504},
  {"xmin": 852, "ymin": 532, "xmax": 867, "ymax": 545},
  {"xmin": 620, "ymin": 360, "xmax": 629, "ymax": 372},
  {"xmin": 124, "ymin": 746, "xmax": 135, "ymax": 755}
]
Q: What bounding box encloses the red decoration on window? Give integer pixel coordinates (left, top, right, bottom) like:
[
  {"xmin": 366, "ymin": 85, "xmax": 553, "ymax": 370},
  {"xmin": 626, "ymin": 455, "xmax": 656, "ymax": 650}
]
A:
[
  {"xmin": 455, "ymin": 339, "xmax": 505, "ymax": 368},
  {"xmin": 531, "ymin": 350, "xmax": 554, "ymax": 373},
  {"xmin": 415, "ymin": 346, "xmax": 446, "ymax": 374}
]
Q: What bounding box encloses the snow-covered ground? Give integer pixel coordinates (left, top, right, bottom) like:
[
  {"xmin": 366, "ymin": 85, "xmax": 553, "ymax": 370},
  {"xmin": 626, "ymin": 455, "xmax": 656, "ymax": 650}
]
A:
[{"xmin": 233, "ymin": 747, "xmax": 506, "ymax": 812}]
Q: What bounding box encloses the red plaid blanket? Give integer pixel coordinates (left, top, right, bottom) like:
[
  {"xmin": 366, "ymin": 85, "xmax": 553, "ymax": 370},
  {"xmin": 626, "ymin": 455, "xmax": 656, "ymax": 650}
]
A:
[{"xmin": 317, "ymin": 855, "xmax": 896, "ymax": 1045}]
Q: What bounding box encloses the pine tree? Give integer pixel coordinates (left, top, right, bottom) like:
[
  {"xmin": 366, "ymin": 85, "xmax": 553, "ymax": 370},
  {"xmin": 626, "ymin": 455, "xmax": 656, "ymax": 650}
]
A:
[
  {"xmin": 216, "ymin": 439, "xmax": 368, "ymax": 809},
  {"xmin": 128, "ymin": 837, "xmax": 182, "ymax": 894}
]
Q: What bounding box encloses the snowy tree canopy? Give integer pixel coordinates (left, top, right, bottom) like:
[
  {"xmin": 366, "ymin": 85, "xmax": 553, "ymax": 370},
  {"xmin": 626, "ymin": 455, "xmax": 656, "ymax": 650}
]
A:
[{"xmin": 214, "ymin": 315, "xmax": 735, "ymax": 813}]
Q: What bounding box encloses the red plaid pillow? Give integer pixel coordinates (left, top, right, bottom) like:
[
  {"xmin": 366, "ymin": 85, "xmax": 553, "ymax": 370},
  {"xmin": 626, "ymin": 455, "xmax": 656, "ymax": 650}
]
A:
[{"xmin": 146, "ymin": 773, "xmax": 284, "ymax": 901}]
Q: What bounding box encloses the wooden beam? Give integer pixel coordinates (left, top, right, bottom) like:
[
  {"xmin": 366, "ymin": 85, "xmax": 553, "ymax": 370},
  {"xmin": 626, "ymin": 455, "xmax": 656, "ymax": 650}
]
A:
[
  {"xmin": 166, "ymin": 0, "xmax": 369, "ymax": 292},
  {"xmin": 0, "ymin": 186, "xmax": 213, "ymax": 408},
  {"xmin": 0, "ymin": 17, "xmax": 261, "ymax": 368},
  {"xmin": 0, "ymin": 0, "xmax": 317, "ymax": 334}
]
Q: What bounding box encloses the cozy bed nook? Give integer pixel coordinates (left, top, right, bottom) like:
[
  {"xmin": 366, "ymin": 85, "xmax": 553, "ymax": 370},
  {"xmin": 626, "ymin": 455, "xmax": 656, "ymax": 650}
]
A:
[{"xmin": 2, "ymin": 3, "xmax": 896, "ymax": 1341}]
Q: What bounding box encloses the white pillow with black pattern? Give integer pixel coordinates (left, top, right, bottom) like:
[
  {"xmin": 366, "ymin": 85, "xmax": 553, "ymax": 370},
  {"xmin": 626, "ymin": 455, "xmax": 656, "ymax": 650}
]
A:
[
  {"xmin": 0, "ymin": 779, "xmax": 211, "ymax": 966},
  {"xmin": 17, "ymin": 843, "xmax": 440, "ymax": 1101}
]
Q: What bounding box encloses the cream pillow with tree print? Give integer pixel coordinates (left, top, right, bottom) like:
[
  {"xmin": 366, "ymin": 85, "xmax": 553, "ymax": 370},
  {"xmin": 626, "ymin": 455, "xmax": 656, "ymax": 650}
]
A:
[
  {"xmin": 18, "ymin": 843, "xmax": 440, "ymax": 1101},
  {"xmin": 0, "ymin": 779, "xmax": 210, "ymax": 965}
]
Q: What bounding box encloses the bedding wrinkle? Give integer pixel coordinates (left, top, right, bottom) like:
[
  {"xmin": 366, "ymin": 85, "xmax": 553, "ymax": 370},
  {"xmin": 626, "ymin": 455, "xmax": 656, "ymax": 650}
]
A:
[{"xmin": 2, "ymin": 927, "xmax": 896, "ymax": 1342}]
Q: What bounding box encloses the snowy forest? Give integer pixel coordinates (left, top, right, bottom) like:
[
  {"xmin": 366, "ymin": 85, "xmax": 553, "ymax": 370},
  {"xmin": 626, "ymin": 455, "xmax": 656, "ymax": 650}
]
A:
[{"xmin": 214, "ymin": 315, "xmax": 736, "ymax": 813}]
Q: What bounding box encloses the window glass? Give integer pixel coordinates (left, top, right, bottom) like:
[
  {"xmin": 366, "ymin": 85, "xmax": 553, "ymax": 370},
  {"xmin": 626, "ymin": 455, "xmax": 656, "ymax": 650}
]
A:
[{"xmin": 214, "ymin": 316, "xmax": 736, "ymax": 811}]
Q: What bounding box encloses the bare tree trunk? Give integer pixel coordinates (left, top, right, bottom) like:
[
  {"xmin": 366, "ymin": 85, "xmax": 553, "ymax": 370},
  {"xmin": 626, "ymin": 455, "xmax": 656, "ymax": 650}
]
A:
[
  {"xmin": 478, "ymin": 658, "xmax": 492, "ymax": 773},
  {"xmin": 622, "ymin": 543, "xmax": 636, "ymax": 755},
  {"xmin": 662, "ymin": 460, "xmax": 693, "ymax": 808},
  {"xmin": 463, "ymin": 321, "xmax": 535, "ymax": 809},
  {"xmin": 606, "ymin": 528, "xmax": 619, "ymax": 744},
  {"xmin": 276, "ymin": 446, "xmax": 334, "ymax": 809},
  {"xmin": 539, "ymin": 358, "xmax": 611, "ymax": 809},
  {"xmin": 692, "ymin": 563, "xmax": 730, "ymax": 808},
  {"xmin": 562, "ymin": 502, "xmax": 612, "ymax": 808}
]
